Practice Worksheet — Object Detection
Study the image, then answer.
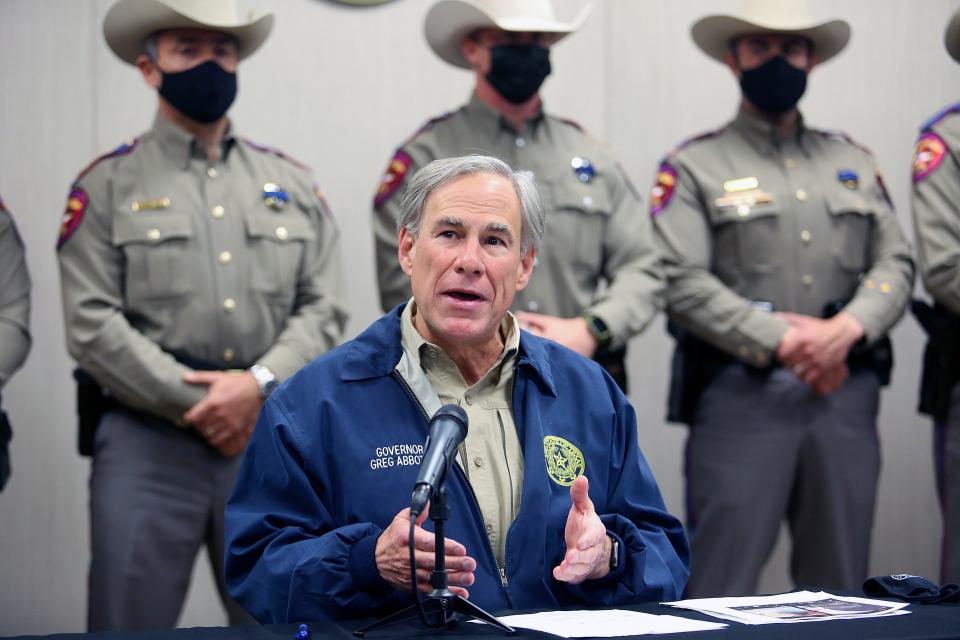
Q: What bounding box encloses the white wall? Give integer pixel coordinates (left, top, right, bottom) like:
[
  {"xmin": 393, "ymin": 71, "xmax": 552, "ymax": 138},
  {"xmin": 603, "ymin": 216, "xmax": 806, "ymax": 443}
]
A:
[{"xmin": 0, "ymin": 0, "xmax": 957, "ymax": 634}]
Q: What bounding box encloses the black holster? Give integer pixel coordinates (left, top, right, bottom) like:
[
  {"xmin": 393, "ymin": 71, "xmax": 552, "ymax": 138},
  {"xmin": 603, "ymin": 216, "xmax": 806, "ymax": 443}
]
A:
[
  {"xmin": 0, "ymin": 394, "xmax": 11, "ymax": 492},
  {"xmin": 74, "ymin": 369, "xmax": 115, "ymax": 457},
  {"xmin": 912, "ymin": 300, "xmax": 960, "ymax": 422}
]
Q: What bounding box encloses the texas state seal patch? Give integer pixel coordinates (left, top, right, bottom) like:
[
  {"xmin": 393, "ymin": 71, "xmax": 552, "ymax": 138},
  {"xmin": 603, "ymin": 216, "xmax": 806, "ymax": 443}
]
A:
[
  {"xmin": 913, "ymin": 132, "xmax": 947, "ymax": 183},
  {"xmin": 650, "ymin": 162, "xmax": 678, "ymax": 217},
  {"xmin": 544, "ymin": 436, "xmax": 585, "ymax": 487},
  {"xmin": 58, "ymin": 186, "xmax": 88, "ymax": 249},
  {"xmin": 374, "ymin": 149, "xmax": 411, "ymax": 207}
]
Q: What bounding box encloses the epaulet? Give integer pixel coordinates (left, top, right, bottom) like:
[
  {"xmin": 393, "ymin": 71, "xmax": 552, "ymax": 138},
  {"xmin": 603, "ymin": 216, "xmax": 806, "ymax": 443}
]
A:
[
  {"xmin": 74, "ymin": 138, "xmax": 139, "ymax": 183},
  {"xmin": 808, "ymin": 128, "xmax": 874, "ymax": 156},
  {"xmin": 554, "ymin": 115, "xmax": 586, "ymax": 133},
  {"xmin": 402, "ymin": 110, "xmax": 455, "ymax": 146},
  {"xmin": 241, "ymin": 138, "xmax": 313, "ymax": 174},
  {"xmin": 663, "ymin": 128, "xmax": 723, "ymax": 161},
  {"xmin": 920, "ymin": 102, "xmax": 960, "ymax": 132}
]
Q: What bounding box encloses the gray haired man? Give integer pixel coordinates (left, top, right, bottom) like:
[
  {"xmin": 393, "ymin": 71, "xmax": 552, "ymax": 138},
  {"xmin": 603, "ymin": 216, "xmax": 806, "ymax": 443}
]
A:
[{"xmin": 225, "ymin": 155, "xmax": 688, "ymax": 623}]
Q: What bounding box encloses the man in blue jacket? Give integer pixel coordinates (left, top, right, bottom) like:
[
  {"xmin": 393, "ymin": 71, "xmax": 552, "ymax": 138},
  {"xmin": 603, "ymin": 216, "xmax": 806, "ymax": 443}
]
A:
[{"xmin": 225, "ymin": 155, "xmax": 689, "ymax": 623}]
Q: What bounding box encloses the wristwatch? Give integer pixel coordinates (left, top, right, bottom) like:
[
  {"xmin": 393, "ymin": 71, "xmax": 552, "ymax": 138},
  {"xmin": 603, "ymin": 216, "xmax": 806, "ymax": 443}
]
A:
[
  {"xmin": 249, "ymin": 363, "xmax": 279, "ymax": 398},
  {"xmin": 608, "ymin": 533, "xmax": 620, "ymax": 571},
  {"xmin": 583, "ymin": 313, "xmax": 612, "ymax": 347}
]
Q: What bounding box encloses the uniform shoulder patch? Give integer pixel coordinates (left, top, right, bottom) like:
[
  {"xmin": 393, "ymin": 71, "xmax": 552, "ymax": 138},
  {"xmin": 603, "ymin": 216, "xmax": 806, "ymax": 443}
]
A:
[
  {"xmin": 75, "ymin": 139, "xmax": 139, "ymax": 183},
  {"xmin": 241, "ymin": 138, "xmax": 313, "ymax": 173},
  {"xmin": 374, "ymin": 149, "xmax": 412, "ymax": 208},
  {"xmin": 920, "ymin": 102, "xmax": 960, "ymax": 132},
  {"xmin": 808, "ymin": 128, "xmax": 875, "ymax": 156},
  {"xmin": 913, "ymin": 131, "xmax": 948, "ymax": 183},
  {"xmin": 58, "ymin": 185, "xmax": 89, "ymax": 249},
  {"xmin": 649, "ymin": 161, "xmax": 679, "ymax": 217}
]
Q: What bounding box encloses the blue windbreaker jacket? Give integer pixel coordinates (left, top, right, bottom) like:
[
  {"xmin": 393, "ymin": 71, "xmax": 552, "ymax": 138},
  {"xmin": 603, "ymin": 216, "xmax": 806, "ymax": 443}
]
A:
[{"xmin": 225, "ymin": 305, "xmax": 689, "ymax": 623}]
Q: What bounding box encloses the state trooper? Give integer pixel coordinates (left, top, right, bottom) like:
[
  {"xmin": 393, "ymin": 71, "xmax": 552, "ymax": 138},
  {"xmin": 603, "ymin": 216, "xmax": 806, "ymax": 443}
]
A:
[
  {"xmin": 0, "ymin": 195, "xmax": 31, "ymax": 493},
  {"xmin": 57, "ymin": 0, "xmax": 346, "ymax": 630},
  {"xmin": 651, "ymin": 0, "xmax": 913, "ymax": 597},
  {"xmin": 373, "ymin": 0, "xmax": 663, "ymax": 391},
  {"xmin": 911, "ymin": 7, "xmax": 960, "ymax": 586}
]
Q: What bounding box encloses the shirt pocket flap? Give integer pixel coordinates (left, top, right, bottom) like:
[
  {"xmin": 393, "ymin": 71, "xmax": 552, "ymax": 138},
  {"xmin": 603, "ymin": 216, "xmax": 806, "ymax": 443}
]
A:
[
  {"xmin": 112, "ymin": 213, "xmax": 194, "ymax": 246},
  {"xmin": 243, "ymin": 211, "xmax": 316, "ymax": 243},
  {"xmin": 551, "ymin": 180, "xmax": 612, "ymax": 216},
  {"xmin": 826, "ymin": 192, "xmax": 872, "ymax": 217},
  {"xmin": 711, "ymin": 200, "xmax": 781, "ymax": 225}
]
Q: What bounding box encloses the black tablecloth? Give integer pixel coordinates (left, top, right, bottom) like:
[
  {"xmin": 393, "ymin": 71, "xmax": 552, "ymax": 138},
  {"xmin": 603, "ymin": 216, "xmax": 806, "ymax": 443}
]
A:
[{"xmin": 6, "ymin": 600, "xmax": 959, "ymax": 640}]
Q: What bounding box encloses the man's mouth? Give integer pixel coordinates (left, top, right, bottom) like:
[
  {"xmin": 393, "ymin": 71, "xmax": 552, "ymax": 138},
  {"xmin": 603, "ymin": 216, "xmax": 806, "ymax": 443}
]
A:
[{"xmin": 444, "ymin": 289, "xmax": 485, "ymax": 303}]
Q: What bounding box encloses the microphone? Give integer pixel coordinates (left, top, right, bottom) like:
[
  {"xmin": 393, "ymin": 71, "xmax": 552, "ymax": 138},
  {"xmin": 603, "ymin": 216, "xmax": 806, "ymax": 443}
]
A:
[{"xmin": 410, "ymin": 405, "xmax": 468, "ymax": 518}]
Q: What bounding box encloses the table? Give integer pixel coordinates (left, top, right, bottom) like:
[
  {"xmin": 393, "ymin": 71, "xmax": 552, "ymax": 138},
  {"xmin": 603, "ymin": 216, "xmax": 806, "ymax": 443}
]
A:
[{"xmin": 5, "ymin": 600, "xmax": 959, "ymax": 640}]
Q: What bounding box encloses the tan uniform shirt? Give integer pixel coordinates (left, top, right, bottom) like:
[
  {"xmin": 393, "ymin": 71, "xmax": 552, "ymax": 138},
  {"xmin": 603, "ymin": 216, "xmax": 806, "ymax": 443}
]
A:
[
  {"xmin": 912, "ymin": 104, "xmax": 960, "ymax": 315},
  {"xmin": 652, "ymin": 109, "xmax": 914, "ymax": 364},
  {"xmin": 58, "ymin": 115, "xmax": 347, "ymax": 425},
  {"xmin": 0, "ymin": 198, "xmax": 31, "ymax": 389},
  {"xmin": 375, "ymin": 94, "xmax": 663, "ymax": 348},
  {"xmin": 400, "ymin": 301, "xmax": 522, "ymax": 567}
]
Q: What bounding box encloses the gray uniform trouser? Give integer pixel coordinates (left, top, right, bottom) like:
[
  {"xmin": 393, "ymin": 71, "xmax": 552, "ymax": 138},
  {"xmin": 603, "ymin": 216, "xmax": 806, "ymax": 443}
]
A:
[
  {"xmin": 88, "ymin": 406, "xmax": 253, "ymax": 631},
  {"xmin": 936, "ymin": 383, "xmax": 960, "ymax": 584},
  {"xmin": 684, "ymin": 366, "xmax": 881, "ymax": 598}
]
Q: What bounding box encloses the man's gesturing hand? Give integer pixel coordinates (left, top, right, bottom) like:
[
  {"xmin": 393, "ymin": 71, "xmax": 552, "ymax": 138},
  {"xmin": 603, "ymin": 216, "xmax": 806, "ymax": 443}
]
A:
[
  {"xmin": 553, "ymin": 475, "xmax": 612, "ymax": 584},
  {"xmin": 376, "ymin": 507, "xmax": 477, "ymax": 597}
]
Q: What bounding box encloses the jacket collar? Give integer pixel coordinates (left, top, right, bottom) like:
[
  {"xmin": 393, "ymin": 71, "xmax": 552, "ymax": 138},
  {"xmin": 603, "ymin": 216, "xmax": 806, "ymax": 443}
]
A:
[{"xmin": 340, "ymin": 302, "xmax": 557, "ymax": 397}]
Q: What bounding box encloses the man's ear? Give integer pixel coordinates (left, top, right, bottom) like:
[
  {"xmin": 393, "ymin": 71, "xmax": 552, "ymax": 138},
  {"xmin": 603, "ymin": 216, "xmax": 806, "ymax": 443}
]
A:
[
  {"xmin": 516, "ymin": 248, "xmax": 536, "ymax": 291},
  {"xmin": 137, "ymin": 54, "xmax": 163, "ymax": 90},
  {"xmin": 398, "ymin": 226, "xmax": 416, "ymax": 277}
]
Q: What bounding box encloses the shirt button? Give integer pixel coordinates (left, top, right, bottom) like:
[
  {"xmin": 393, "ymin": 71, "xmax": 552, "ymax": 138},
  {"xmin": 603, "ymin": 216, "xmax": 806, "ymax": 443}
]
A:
[
  {"xmin": 515, "ymin": 137, "xmax": 526, "ymax": 149},
  {"xmin": 275, "ymin": 226, "xmax": 289, "ymax": 241},
  {"xmin": 738, "ymin": 345, "xmax": 750, "ymax": 358},
  {"xmin": 737, "ymin": 204, "xmax": 751, "ymax": 217},
  {"xmin": 146, "ymin": 228, "xmax": 161, "ymax": 241},
  {"xmin": 796, "ymin": 189, "xmax": 808, "ymax": 202},
  {"xmin": 880, "ymin": 282, "xmax": 892, "ymax": 294},
  {"xmin": 223, "ymin": 348, "xmax": 235, "ymax": 362},
  {"xmin": 802, "ymin": 274, "xmax": 814, "ymax": 286},
  {"xmin": 211, "ymin": 205, "xmax": 225, "ymax": 219},
  {"xmin": 527, "ymin": 300, "xmax": 540, "ymax": 311},
  {"xmin": 464, "ymin": 395, "xmax": 473, "ymax": 406},
  {"xmin": 223, "ymin": 298, "xmax": 236, "ymax": 312},
  {"xmin": 755, "ymin": 352, "xmax": 769, "ymax": 366},
  {"xmin": 582, "ymin": 195, "xmax": 593, "ymax": 208},
  {"xmin": 206, "ymin": 167, "xmax": 219, "ymax": 179},
  {"xmin": 800, "ymin": 230, "xmax": 812, "ymax": 243},
  {"xmin": 785, "ymin": 158, "xmax": 796, "ymax": 169},
  {"xmin": 218, "ymin": 250, "xmax": 232, "ymax": 265},
  {"xmin": 474, "ymin": 457, "xmax": 483, "ymax": 468}
]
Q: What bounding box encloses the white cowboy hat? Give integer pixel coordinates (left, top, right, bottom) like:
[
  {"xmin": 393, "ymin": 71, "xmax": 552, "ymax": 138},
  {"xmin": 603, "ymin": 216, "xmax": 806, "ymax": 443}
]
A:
[
  {"xmin": 946, "ymin": 7, "xmax": 960, "ymax": 63},
  {"xmin": 103, "ymin": 0, "xmax": 274, "ymax": 65},
  {"xmin": 425, "ymin": 0, "xmax": 592, "ymax": 69},
  {"xmin": 691, "ymin": 0, "xmax": 850, "ymax": 65}
]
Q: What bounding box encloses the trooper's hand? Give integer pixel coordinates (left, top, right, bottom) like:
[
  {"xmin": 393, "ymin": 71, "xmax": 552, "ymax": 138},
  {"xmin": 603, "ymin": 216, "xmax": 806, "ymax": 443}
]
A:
[
  {"xmin": 376, "ymin": 507, "xmax": 477, "ymax": 597},
  {"xmin": 182, "ymin": 370, "xmax": 262, "ymax": 456},
  {"xmin": 516, "ymin": 312, "xmax": 598, "ymax": 357}
]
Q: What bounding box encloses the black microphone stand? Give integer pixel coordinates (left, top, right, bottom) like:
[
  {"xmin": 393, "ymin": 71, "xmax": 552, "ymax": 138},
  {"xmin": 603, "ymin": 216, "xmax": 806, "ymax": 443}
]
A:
[{"xmin": 354, "ymin": 487, "xmax": 515, "ymax": 636}]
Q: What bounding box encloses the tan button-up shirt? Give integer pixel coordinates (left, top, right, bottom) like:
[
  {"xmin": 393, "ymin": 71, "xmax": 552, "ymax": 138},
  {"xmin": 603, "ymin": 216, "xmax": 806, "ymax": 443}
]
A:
[
  {"xmin": 376, "ymin": 94, "xmax": 664, "ymax": 348},
  {"xmin": 58, "ymin": 115, "xmax": 347, "ymax": 424},
  {"xmin": 0, "ymin": 199, "xmax": 30, "ymax": 389},
  {"xmin": 400, "ymin": 301, "xmax": 522, "ymax": 566},
  {"xmin": 913, "ymin": 104, "xmax": 960, "ymax": 315},
  {"xmin": 652, "ymin": 108, "xmax": 914, "ymax": 363}
]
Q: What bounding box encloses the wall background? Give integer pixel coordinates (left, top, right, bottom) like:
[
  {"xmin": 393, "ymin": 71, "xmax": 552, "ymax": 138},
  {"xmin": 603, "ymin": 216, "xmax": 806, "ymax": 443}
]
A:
[{"xmin": 0, "ymin": 0, "xmax": 957, "ymax": 634}]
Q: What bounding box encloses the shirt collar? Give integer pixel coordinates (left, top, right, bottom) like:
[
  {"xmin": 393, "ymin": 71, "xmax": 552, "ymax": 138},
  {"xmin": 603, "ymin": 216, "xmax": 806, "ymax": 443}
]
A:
[
  {"xmin": 150, "ymin": 113, "xmax": 239, "ymax": 169},
  {"xmin": 730, "ymin": 106, "xmax": 809, "ymax": 157},
  {"xmin": 464, "ymin": 93, "xmax": 547, "ymax": 138}
]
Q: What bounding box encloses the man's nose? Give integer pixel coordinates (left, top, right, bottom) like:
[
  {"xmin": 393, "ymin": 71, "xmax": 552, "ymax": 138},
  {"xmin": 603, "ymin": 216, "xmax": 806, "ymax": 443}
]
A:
[{"xmin": 454, "ymin": 241, "xmax": 483, "ymax": 275}]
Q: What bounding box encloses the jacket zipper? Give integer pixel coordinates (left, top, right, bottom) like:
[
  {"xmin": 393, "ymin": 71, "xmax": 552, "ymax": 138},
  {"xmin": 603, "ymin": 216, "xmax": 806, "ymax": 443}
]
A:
[{"xmin": 391, "ymin": 371, "xmax": 512, "ymax": 605}]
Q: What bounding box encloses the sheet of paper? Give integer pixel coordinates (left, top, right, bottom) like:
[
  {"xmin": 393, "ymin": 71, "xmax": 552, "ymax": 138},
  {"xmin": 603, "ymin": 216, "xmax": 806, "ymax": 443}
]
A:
[
  {"xmin": 480, "ymin": 609, "xmax": 727, "ymax": 636},
  {"xmin": 662, "ymin": 591, "xmax": 911, "ymax": 625}
]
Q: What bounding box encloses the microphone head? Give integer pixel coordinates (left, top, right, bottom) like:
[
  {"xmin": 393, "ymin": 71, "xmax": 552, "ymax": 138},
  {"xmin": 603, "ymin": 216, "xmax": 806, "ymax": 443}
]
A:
[{"xmin": 431, "ymin": 404, "xmax": 468, "ymax": 439}]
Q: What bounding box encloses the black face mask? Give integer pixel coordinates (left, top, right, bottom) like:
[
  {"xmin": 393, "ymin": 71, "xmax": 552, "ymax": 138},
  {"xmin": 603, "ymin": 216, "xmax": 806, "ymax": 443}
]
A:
[
  {"xmin": 739, "ymin": 55, "xmax": 808, "ymax": 115},
  {"xmin": 158, "ymin": 60, "xmax": 237, "ymax": 123},
  {"xmin": 486, "ymin": 44, "xmax": 552, "ymax": 104}
]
